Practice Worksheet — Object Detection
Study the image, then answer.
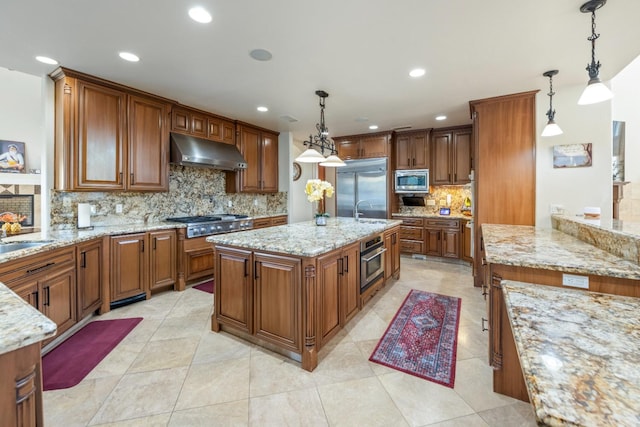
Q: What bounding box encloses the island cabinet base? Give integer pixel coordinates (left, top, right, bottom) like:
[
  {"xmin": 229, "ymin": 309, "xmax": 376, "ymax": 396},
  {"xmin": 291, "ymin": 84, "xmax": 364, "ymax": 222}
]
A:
[
  {"xmin": 212, "ymin": 242, "xmax": 367, "ymax": 372},
  {"xmin": 487, "ymin": 263, "xmax": 640, "ymax": 401},
  {"xmin": 0, "ymin": 343, "xmax": 43, "ymax": 427}
]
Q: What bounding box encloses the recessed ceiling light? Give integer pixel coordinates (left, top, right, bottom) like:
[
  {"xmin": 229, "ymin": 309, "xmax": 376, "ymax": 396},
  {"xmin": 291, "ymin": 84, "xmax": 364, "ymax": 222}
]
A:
[
  {"xmin": 435, "ymin": 115, "xmax": 447, "ymax": 121},
  {"xmin": 35, "ymin": 56, "xmax": 58, "ymax": 65},
  {"xmin": 409, "ymin": 68, "xmax": 426, "ymax": 78},
  {"xmin": 188, "ymin": 7, "xmax": 212, "ymax": 23},
  {"xmin": 249, "ymin": 49, "xmax": 272, "ymax": 61},
  {"xmin": 119, "ymin": 52, "xmax": 140, "ymax": 62},
  {"xmin": 257, "ymin": 106, "xmax": 268, "ymax": 112},
  {"xmin": 369, "ymin": 125, "xmax": 379, "ymax": 130}
]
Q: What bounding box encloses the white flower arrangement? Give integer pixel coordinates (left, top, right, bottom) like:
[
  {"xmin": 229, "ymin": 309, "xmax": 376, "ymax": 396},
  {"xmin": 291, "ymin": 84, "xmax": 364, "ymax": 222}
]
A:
[{"xmin": 304, "ymin": 179, "xmax": 334, "ymax": 216}]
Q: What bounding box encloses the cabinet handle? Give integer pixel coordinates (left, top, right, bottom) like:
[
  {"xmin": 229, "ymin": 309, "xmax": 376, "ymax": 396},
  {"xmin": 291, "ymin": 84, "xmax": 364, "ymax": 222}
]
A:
[
  {"xmin": 26, "ymin": 262, "xmax": 54, "ymax": 275},
  {"xmin": 153, "ymin": 237, "xmax": 157, "ymax": 250},
  {"xmin": 81, "ymin": 252, "xmax": 86, "ymax": 268},
  {"xmin": 448, "ymin": 173, "xmax": 451, "ymax": 182},
  {"xmin": 33, "ymin": 291, "xmax": 39, "ymax": 309},
  {"xmin": 344, "ymin": 255, "xmax": 349, "ymax": 273},
  {"xmin": 130, "ymin": 173, "xmax": 135, "ymax": 185},
  {"xmin": 244, "ymin": 259, "xmax": 248, "ymax": 277},
  {"xmin": 454, "ymin": 173, "xmax": 457, "ymax": 182},
  {"xmin": 407, "ymin": 158, "xmax": 410, "ymax": 166},
  {"xmin": 44, "ymin": 286, "xmax": 50, "ymax": 307},
  {"xmin": 254, "ymin": 261, "xmax": 260, "ymax": 279},
  {"xmin": 119, "ymin": 172, "xmax": 123, "ymax": 183},
  {"xmin": 481, "ymin": 317, "xmax": 488, "ymax": 332},
  {"xmin": 338, "ymin": 257, "xmax": 344, "ymax": 276},
  {"xmin": 141, "ymin": 240, "xmax": 145, "ymax": 252},
  {"xmin": 482, "ymin": 284, "xmax": 488, "ymax": 299},
  {"xmin": 412, "ymin": 158, "xmax": 416, "ymax": 166}
]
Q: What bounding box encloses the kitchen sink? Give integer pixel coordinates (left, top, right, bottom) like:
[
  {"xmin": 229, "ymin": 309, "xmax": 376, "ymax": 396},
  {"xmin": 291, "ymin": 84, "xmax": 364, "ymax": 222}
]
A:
[{"xmin": 0, "ymin": 241, "xmax": 51, "ymax": 254}]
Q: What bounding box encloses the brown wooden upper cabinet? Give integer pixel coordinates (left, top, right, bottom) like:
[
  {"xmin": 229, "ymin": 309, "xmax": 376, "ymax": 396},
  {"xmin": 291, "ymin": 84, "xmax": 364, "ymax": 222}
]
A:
[
  {"xmin": 227, "ymin": 123, "xmax": 279, "ymax": 193},
  {"xmin": 171, "ymin": 106, "xmax": 235, "ymax": 145},
  {"xmin": 51, "ymin": 67, "xmax": 171, "ymax": 192},
  {"xmin": 334, "ymin": 132, "xmax": 391, "ymax": 160},
  {"xmin": 431, "ymin": 125, "xmax": 472, "ymax": 185},
  {"xmin": 394, "ymin": 130, "xmax": 431, "ymax": 169}
]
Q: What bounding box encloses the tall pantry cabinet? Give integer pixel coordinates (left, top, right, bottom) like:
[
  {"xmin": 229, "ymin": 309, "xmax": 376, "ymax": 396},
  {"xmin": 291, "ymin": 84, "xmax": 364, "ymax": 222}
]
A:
[{"xmin": 469, "ymin": 91, "xmax": 538, "ymax": 287}]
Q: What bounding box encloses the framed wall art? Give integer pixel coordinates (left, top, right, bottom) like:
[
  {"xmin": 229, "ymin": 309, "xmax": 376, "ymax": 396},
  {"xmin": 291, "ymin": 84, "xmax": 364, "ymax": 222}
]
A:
[
  {"xmin": 0, "ymin": 140, "xmax": 26, "ymax": 173},
  {"xmin": 553, "ymin": 143, "xmax": 592, "ymax": 168}
]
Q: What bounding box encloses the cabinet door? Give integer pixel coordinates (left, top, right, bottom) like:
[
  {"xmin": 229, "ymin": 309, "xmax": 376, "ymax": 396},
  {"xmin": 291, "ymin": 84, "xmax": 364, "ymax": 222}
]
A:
[
  {"xmin": 128, "ymin": 95, "xmax": 169, "ymax": 191},
  {"xmin": 442, "ymin": 229, "xmax": 460, "ymax": 258},
  {"xmin": 431, "ymin": 131, "xmax": 452, "ymax": 185},
  {"xmin": 11, "ymin": 279, "xmax": 39, "ymax": 309},
  {"xmin": 260, "ymin": 131, "xmax": 279, "ymax": 192},
  {"xmin": 183, "ymin": 236, "xmax": 214, "ymax": 282},
  {"xmin": 208, "ymin": 117, "xmax": 235, "ymax": 144},
  {"xmin": 462, "ymin": 220, "xmax": 473, "ymax": 262},
  {"xmin": 340, "ymin": 243, "xmax": 360, "ymax": 325},
  {"xmin": 42, "ymin": 264, "xmax": 77, "ymax": 339},
  {"xmin": 190, "ymin": 112, "xmax": 207, "ymax": 138},
  {"xmin": 215, "ymin": 247, "xmax": 252, "ymax": 333},
  {"xmin": 171, "ymin": 107, "xmax": 190, "ymax": 133},
  {"xmin": 384, "ymin": 229, "xmax": 401, "ymax": 281},
  {"xmin": 336, "ymin": 138, "xmax": 360, "ymax": 160},
  {"xmin": 77, "ymin": 239, "xmax": 103, "ymax": 318},
  {"xmin": 452, "ymin": 129, "xmax": 472, "ymax": 184},
  {"xmin": 237, "ymin": 125, "xmax": 262, "ymax": 192},
  {"xmin": 361, "ymin": 135, "xmax": 388, "ymax": 158},
  {"xmin": 76, "ymin": 80, "xmax": 126, "ymax": 190},
  {"xmin": 254, "ymin": 253, "xmax": 301, "ymax": 351},
  {"xmin": 395, "ymin": 135, "xmax": 413, "ymax": 169},
  {"xmin": 111, "ymin": 233, "xmax": 147, "ymax": 302},
  {"xmin": 149, "ymin": 230, "xmax": 177, "ymax": 290},
  {"xmin": 412, "ymin": 132, "xmax": 430, "ymax": 169},
  {"xmin": 317, "ymin": 251, "xmax": 341, "ymax": 345},
  {"xmin": 424, "ymin": 228, "xmax": 442, "ymax": 256}
]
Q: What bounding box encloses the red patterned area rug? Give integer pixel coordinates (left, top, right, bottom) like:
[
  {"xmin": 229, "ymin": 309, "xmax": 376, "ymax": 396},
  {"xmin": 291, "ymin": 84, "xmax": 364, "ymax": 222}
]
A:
[
  {"xmin": 194, "ymin": 279, "xmax": 214, "ymax": 294},
  {"xmin": 369, "ymin": 289, "xmax": 461, "ymax": 387},
  {"xmin": 42, "ymin": 318, "xmax": 142, "ymax": 391}
]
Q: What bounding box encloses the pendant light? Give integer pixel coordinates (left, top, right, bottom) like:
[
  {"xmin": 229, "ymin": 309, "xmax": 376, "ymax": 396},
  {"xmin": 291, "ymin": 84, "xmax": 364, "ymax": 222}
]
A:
[
  {"xmin": 541, "ymin": 70, "xmax": 563, "ymax": 137},
  {"xmin": 577, "ymin": 0, "xmax": 613, "ymax": 105},
  {"xmin": 295, "ymin": 91, "xmax": 345, "ymax": 167}
]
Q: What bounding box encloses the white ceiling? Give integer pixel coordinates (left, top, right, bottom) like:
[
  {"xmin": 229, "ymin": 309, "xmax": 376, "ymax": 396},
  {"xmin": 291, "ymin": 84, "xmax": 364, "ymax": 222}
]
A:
[{"xmin": 2, "ymin": 0, "xmax": 639, "ymax": 142}]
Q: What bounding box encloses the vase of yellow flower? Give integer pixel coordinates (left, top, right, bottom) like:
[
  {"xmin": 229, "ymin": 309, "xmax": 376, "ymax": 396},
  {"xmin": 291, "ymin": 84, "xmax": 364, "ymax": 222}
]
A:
[{"xmin": 305, "ymin": 179, "xmax": 334, "ymax": 226}]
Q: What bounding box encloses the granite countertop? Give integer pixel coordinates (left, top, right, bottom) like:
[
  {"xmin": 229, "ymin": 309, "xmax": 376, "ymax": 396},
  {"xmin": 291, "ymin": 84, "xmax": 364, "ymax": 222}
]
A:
[
  {"xmin": 482, "ymin": 224, "xmax": 640, "ymax": 280},
  {"xmin": 0, "ymin": 221, "xmax": 182, "ymax": 265},
  {"xmin": 502, "ymin": 280, "xmax": 640, "ymax": 427},
  {"xmin": 0, "ymin": 283, "xmax": 57, "ymax": 355},
  {"xmin": 207, "ymin": 217, "xmax": 402, "ymax": 257},
  {"xmin": 392, "ymin": 212, "xmax": 472, "ymax": 220}
]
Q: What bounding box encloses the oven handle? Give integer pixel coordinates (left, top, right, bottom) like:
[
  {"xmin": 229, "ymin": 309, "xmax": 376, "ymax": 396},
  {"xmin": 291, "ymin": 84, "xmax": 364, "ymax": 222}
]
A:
[{"xmin": 361, "ymin": 247, "xmax": 387, "ymax": 262}]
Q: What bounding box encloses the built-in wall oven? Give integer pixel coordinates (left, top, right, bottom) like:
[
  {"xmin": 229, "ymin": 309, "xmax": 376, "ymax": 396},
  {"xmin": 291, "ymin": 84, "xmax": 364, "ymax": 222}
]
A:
[{"xmin": 360, "ymin": 234, "xmax": 386, "ymax": 293}]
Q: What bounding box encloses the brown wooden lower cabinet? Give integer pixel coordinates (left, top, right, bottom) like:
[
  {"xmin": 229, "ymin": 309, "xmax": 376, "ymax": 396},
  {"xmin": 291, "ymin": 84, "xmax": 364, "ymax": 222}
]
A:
[
  {"xmin": 76, "ymin": 238, "xmax": 105, "ymax": 318},
  {"xmin": 399, "ymin": 217, "xmax": 461, "ymax": 259},
  {"xmin": 149, "ymin": 230, "xmax": 177, "ymax": 291},
  {"xmin": 252, "ymin": 215, "xmax": 288, "ymax": 229},
  {"xmin": 486, "ymin": 262, "xmax": 640, "ymax": 402},
  {"xmin": 110, "ymin": 233, "xmax": 148, "ymax": 302},
  {"xmin": 0, "ymin": 343, "xmax": 43, "ymax": 427}
]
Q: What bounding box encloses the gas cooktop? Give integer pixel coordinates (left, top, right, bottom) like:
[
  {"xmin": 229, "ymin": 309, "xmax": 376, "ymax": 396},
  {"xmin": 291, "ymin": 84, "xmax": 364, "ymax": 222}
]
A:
[{"xmin": 166, "ymin": 214, "xmax": 252, "ymax": 238}]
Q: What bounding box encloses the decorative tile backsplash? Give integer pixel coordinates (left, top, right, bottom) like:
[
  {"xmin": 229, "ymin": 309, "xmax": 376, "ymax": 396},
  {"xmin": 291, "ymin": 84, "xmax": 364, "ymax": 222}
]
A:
[
  {"xmin": 50, "ymin": 165, "xmax": 287, "ymax": 229},
  {"xmin": 397, "ymin": 184, "xmax": 472, "ymax": 216},
  {"xmin": 0, "ymin": 184, "xmax": 41, "ymax": 226}
]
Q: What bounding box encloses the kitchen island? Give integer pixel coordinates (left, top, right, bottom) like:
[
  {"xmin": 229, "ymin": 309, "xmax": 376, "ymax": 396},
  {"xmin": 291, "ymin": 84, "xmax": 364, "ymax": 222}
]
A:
[
  {"xmin": 207, "ymin": 217, "xmax": 402, "ymax": 371},
  {"xmin": 481, "ymin": 223, "xmax": 640, "ymax": 401},
  {"xmin": 0, "ymin": 282, "xmax": 57, "ymax": 426},
  {"xmin": 502, "ymin": 280, "xmax": 640, "ymax": 427}
]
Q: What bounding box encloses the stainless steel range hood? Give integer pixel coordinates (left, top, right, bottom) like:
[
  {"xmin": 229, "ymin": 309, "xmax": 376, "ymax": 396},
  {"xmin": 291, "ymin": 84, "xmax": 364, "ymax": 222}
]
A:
[{"xmin": 170, "ymin": 132, "xmax": 247, "ymax": 171}]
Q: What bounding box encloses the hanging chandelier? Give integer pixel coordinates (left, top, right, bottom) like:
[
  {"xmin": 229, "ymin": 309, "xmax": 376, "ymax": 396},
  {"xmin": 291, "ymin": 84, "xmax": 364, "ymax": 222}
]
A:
[
  {"xmin": 295, "ymin": 90, "xmax": 345, "ymax": 167},
  {"xmin": 541, "ymin": 70, "xmax": 563, "ymax": 137},
  {"xmin": 577, "ymin": 0, "xmax": 613, "ymax": 105}
]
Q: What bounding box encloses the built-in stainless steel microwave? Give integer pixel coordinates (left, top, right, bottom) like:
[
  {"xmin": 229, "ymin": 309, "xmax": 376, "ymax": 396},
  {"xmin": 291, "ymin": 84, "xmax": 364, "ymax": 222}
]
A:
[{"xmin": 394, "ymin": 169, "xmax": 429, "ymax": 193}]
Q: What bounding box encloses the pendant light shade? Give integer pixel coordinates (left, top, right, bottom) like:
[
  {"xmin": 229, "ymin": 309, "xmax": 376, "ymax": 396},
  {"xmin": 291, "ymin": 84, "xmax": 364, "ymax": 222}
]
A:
[
  {"xmin": 296, "ymin": 148, "xmax": 326, "ymax": 163},
  {"xmin": 294, "ymin": 90, "xmax": 344, "ymax": 167},
  {"xmin": 578, "ymin": 0, "xmax": 613, "ymax": 105},
  {"xmin": 541, "ymin": 70, "xmax": 563, "ymax": 137}
]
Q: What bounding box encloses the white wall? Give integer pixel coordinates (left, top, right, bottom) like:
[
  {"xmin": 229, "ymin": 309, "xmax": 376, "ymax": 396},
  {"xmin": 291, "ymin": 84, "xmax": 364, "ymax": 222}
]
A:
[
  {"xmin": 289, "ymin": 140, "xmax": 315, "ymax": 223},
  {"xmin": 611, "ymin": 56, "xmax": 640, "ymax": 222},
  {"xmin": 0, "ymin": 67, "xmax": 45, "ymax": 174},
  {"xmin": 535, "ymin": 83, "xmax": 612, "ymax": 228}
]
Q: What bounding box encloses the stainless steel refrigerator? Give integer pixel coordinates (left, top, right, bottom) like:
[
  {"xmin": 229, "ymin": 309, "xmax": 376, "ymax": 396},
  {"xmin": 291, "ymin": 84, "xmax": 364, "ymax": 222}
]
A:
[{"xmin": 336, "ymin": 157, "xmax": 387, "ymax": 219}]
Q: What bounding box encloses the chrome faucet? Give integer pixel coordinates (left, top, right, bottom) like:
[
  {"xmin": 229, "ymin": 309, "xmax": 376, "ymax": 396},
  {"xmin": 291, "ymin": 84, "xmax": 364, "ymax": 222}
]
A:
[{"xmin": 354, "ymin": 200, "xmax": 372, "ymax": 221}]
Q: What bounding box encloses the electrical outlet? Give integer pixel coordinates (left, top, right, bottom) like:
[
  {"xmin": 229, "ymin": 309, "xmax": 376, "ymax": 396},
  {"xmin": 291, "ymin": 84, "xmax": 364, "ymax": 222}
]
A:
[
  {"xmin": 253, "ymin": 198, "xmax": 258, "ymax": 206},
  {"xmin": 115, "ymin": 204, "xmax": 123, "ymax": 214},
  {"xmin": 549, "ymin": 204, "xmax": 564, "ymax": 214},
  {"xmin": 426, "ymin": 199, "xmax": 436, "ymax": 206},
  {"xmin": 562, "ymin": 273, "xmax": 589, "ymax": 289},
  {"xmin": 228, "ymin": 200, "xmax": 232, "ymax": 208},
  {"xmin": 90, "ymin": 205, "xmax": 96, "ymax": 215},
  {"xmin": 439, "ymin": 199, "xmax": 446, "ymax": 206},
  {"xmin": 63, "ymin": 197, "xmax": 71, "ymax": 207}
]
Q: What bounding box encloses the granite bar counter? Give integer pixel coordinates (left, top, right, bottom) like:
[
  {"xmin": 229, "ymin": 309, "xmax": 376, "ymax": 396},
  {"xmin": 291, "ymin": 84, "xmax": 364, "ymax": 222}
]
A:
[
  {"xmin": 502, "ymin": 280, "xmax": 640, "ymax": 427},
  {"xmin": 482, "ymin": 223, "xmax": 640, "ymax": 280}
]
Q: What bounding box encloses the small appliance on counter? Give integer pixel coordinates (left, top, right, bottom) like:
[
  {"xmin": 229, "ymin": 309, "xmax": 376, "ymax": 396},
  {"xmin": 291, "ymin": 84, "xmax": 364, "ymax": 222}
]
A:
[{"xmin": 77, "ymin": 203, "xmax": 92, "ymax": 229}]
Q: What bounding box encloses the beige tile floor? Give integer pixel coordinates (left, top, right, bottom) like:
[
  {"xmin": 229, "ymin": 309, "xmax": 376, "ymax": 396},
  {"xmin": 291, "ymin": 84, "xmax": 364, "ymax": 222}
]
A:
[{"xmin": 43, "ymin": 256, "xmax": 536, "ymax": 426}]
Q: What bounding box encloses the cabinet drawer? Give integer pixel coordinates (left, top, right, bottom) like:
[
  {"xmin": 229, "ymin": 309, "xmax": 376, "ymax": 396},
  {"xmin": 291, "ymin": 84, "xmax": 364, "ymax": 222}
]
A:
[
  {"xmin": 271, "ymin": 215, "xmax": 288, "ymax": 226},
  {"xmin": 400, "ymin": 227, "xmax": 423, "ymax": 240},
  {"xmin": 425, "ymin": 219, "xmax": 460, "ymax": 229},
  {"xmin": 400, "ymin": 240, "xmax": 423, "ymax": 253},
  {"xmin": 2, "ymin": 247, "xmax": 75, "ymax": 286},
  {"xmin": 401, "ymin": 217, "xmax": 424, "ymax": 227},
  {"xmin": 252, "ymin": 218, "xmax": 272, "ymax": 229}
]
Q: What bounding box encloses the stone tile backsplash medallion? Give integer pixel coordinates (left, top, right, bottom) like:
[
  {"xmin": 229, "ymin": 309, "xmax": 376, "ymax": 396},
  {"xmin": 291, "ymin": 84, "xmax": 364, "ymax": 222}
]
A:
[
  {"xmin": 397, "ymin": 184, "xmax": 471, "ymax": 216},
  {"xmin": 50, "ymin": 165, "xmax": 287, "ymax": 229}
]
